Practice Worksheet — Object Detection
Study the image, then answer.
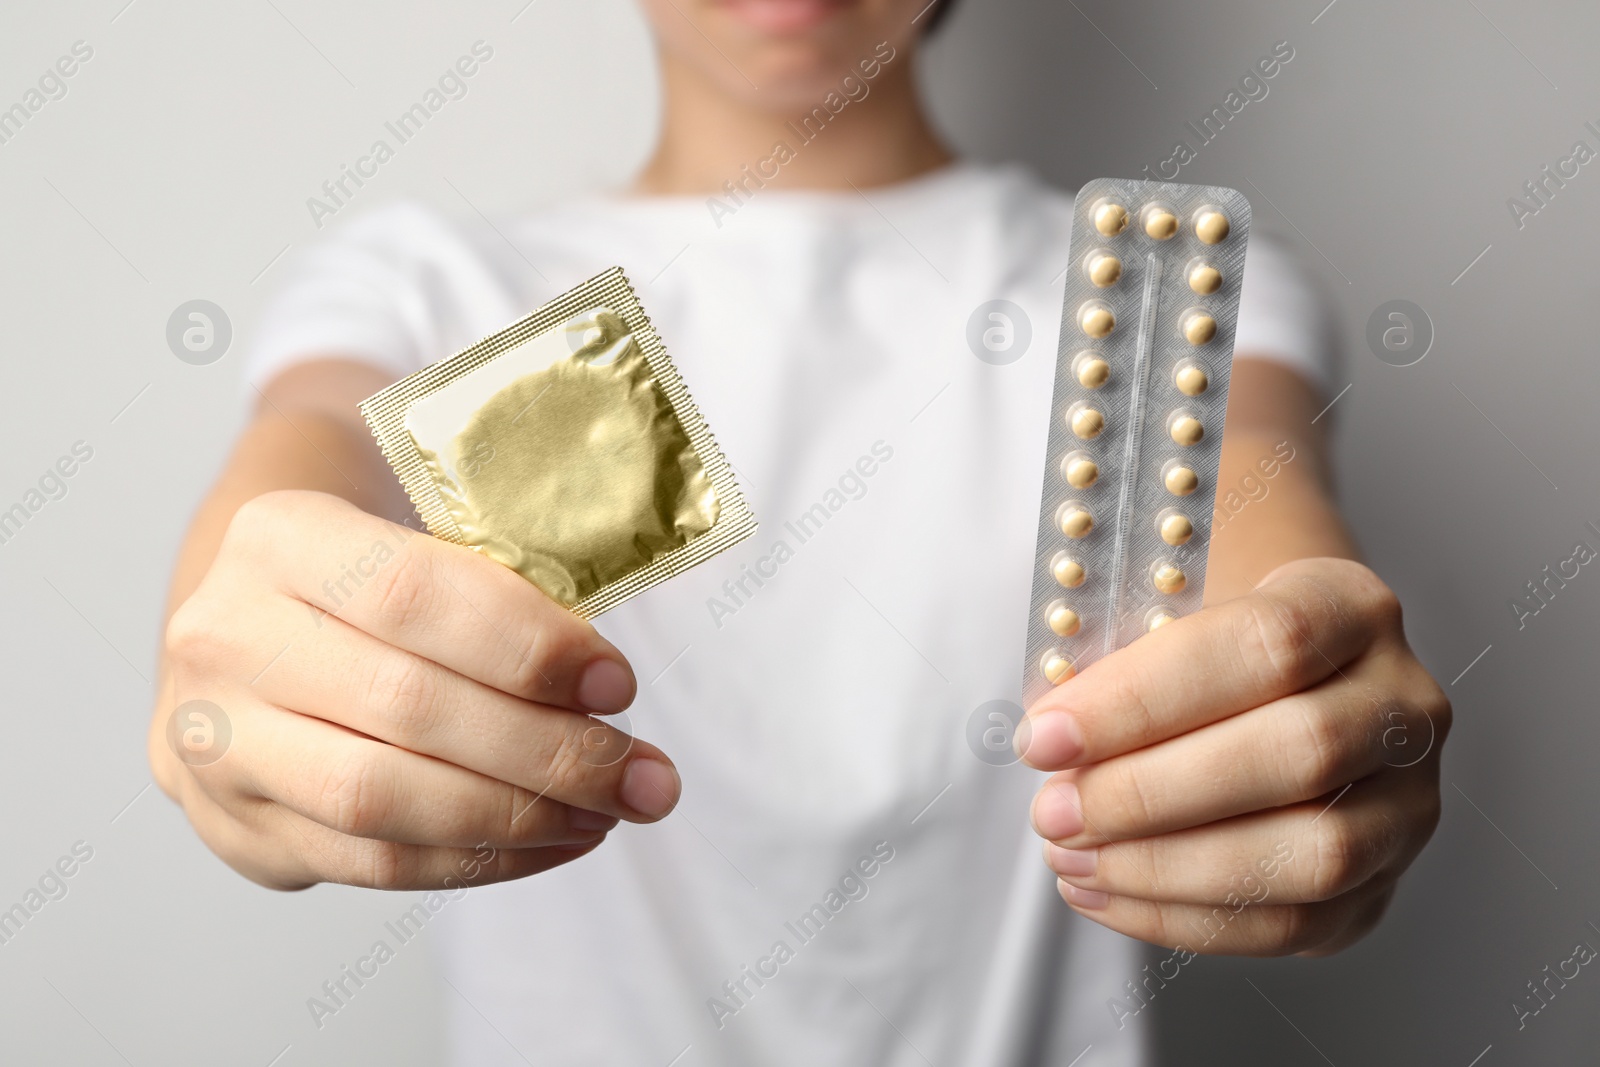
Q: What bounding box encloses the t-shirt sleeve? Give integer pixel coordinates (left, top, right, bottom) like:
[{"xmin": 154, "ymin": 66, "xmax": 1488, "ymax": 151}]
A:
[
  {"xmin": 243, "ymin": 200, "xmax": 520, "ymax": 391},
  {"xmin": 1232, "ymin": 230, "xmax": 1341, "ymax": 395}
]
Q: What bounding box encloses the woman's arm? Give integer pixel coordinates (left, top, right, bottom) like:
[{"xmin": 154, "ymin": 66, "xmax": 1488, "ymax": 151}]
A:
[{"xmin": 1207, "ymin": 358, "xmax": 1357, "ymax": 595}]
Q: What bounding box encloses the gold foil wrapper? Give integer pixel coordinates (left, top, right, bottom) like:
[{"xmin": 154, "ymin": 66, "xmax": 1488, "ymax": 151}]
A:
[{"xmin": 360, "ymin": 268, "xmax": 756, "ymax": 618}]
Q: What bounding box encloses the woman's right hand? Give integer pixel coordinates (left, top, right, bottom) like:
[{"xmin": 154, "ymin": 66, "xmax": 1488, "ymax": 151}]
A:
[{"xmin": 148, "ymin": 489, "xmax": 680, "ymax": 891}]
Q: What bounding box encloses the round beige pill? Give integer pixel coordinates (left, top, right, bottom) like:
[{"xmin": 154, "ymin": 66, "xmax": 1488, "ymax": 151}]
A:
[
  {"xmin": 1094, "ymin": 202, "xmax": 1129, "ymax": 237},
  {"xmin": 1076, "ymin": 356, "xmax": 1111, "ymax": 389},
  {"xmin": 1042, "ymin": 653, "xmax": 1076, "ymax": 685},
  {"xmin": 1164, "ymin": 465, "xmax": 1199, "ymax": 495},
  {"xmin": 1048, "ymin": 605, "xmax": 1082, "ymax": 638},
  {"xmin": 1195, "ymin": 209, "xmax": 1231, "ymax": 244},
  {"xmin": 1060, "ymin": 507, "xmax": 1093, "ymax": 539},
  {"xmin": 1175, "ymin": 364, "xmax": 1209, "ymax": 396},
  {"xmin": 1188, "ymin": 263, "xmax": 1222, "ymax": 295},
  {"xmin": 1070, "ymin": 407, "xmax": 1105, "ymax": 440},
  {"xmin": 1147, "ymin": 610, "xmax": 1178, "ymax": 632},
  {"xmin": 1160, "ymin": 513, "xmax": 1194, "ymax": 546},
  {"xmin": 1183, "ymin": 312, "xmax": 1218, "ymax": 346},
  {"xmin": 1145, "ymin": 208, "xmax": 1179, "ymax": 240},
  {"xmin": 1052, "ymin": 556, "xmax": 1086, "ymax": 588},
  {"xmin": 1152, "ymin": 563, "xmax": 1187, "ymax": 595},
  {"xmin": 1087, "ymin": 252, "xmax": 1122, "ymax": 288},
  {"xmin": 1080, "ymin": 304, "xmax": 1115, "ymax": 339},
  {"xmin": 1170, "ymin": 415, "xmax": 1204, "ymax": 446},
  {"xmin": 1064, "ymin": 457, "xmax": 1099, "ymax": 489}
]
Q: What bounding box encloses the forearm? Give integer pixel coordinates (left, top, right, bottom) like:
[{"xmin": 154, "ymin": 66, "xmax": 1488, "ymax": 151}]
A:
[
  {"xmin": 165, "ymin": 363, "xmax": 402, "ymax": 617},
  {"xmin": 170, "ymin": 413, "xmax": 385, "ymax": 606},
  {"xmin": 1204, "ymin": 360, "xmax": 1359, "ymax": 602}
]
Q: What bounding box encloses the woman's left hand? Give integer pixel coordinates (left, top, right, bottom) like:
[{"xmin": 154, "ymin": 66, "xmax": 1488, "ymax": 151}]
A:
[{"xmin": 1016, "ymin": 556, "xmax": 1450, "ymax": 956}]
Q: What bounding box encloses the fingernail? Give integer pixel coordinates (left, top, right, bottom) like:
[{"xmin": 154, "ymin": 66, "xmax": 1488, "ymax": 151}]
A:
[
  {"xmin": 569, "ymin": 807, "xmax": 618, "ymax": 833},
  {"xmin": 1032, "ymin": 781, "xmax": 1083, "ymax": 840},
  {"xmin": 578, "ymin": 659, "xmax": 634, "ymax": 713},
  {"xmin": 621, "ymin": 758, "xmax": 681, "ymax": 819},
  {"xmin": 1059, "ymin": 880, "xmax": 1110, "ymax": 910},
  {"xmin": 1015, "ymin": 711, "xmax": 1084, "ymax": 766},
  {"xmin": 1011, "ymin": 716, "xmax": 1032, "ymax": 760},
  {"xmin": 1044, "ymin": 843, "xmax": 1097, "ymax": 878}
]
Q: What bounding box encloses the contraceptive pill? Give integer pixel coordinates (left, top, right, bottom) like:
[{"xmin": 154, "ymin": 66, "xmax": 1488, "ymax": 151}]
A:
[
  {"xmin": 1175, "ymin": 364, "xmax": 1209, "ymax": 396},
  {"xmin": 1063, "ymin": 454, "xmax": 1100, "ymax": 488},
  {"xmin": 1070, "ymin": 406, "xmax": 1106, "ymax": 439},
  {"xmin": 1087, "ymin": 252, "xmax": 1123, "ymax": 287},
  {"xmin": 1080, "ymin": 303, "xmax": 1116, "ymax": 339},
  {"xmin": 1048, "ymin": 603, "xmax": 1082, "ymax": 637},
  {"xmin": 1159, "ymin": 513, "xmax": 1194, "ymax": 546},
  {"xmin": 1052, "ymin": 554, "xmax": 1086, "ymax": 588},
  {"xmin": 1169, "ymin": 415, "xmax": 1205, "ymax": 446},
  {"xmin": 1152, "ymin": 562, "xmax": 1187, "ymax": 594},
  {"xmin": 1059, "ymin": 505, "xmax": 1094, "ymax": 539},
  {"xmin": 1042, "ymin": 653, "xmax": 1076, "ymax": 684},
  {"xmin": 1144, "ymin": 206, "xmax": 1179, "ymax": 240},
  {"xmin": 1188, "ymin": 262, "xmax": 1223, "ymax": 295},
  {"xmin": 1075, "ymin": 353, "xmax": 1111, "ymax": 388},
  {"xmin": 1164, "ymin": 465, "xmax": 1200, "ymax": 496},
  {"xmin": 1195, "ymin": 209, "xmax": 1231, "ymax": 244},
  {"xmin": 1182, "ymin": 310, "xmax": 1218, "ymax": 346},
  {"xmin": 1094, "ymin": 201, "xmax": 1130, "ymax": 237}
]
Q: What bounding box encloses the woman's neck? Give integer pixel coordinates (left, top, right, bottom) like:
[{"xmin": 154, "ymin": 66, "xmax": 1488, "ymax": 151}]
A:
[{"xmin": 632, "ymin": 50, "xmax": 953, "ymax": 197}]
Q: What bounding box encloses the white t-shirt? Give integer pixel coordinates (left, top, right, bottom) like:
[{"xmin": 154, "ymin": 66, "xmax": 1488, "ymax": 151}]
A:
[{"xmin": 248, "ymin": 161, "xmax": 1335, "ymax": 1067}]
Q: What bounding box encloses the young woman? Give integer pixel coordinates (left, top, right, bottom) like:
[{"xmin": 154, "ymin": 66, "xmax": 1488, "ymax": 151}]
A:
[{"xmin": 150, "ymin": 1, "xmax": 1449, "ymax": 1062}]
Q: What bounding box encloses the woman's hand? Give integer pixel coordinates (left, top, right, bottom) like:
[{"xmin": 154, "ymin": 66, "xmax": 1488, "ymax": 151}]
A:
[
  {"xmin": 149, "ymin": 489, "xmax": 681, "ymax": 891},
  {"xmin": 1017, "ymin": 557, "xmax": 1449, "ymax": 956}
]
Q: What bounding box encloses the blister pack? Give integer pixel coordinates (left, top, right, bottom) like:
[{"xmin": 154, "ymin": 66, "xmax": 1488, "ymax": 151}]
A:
[{"xmin": 1022, "ymin": 178, "xmax": 1252, "ymax": 707}]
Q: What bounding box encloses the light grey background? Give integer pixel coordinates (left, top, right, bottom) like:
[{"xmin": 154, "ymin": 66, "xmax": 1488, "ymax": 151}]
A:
[{"xmin": 1, "ymin": 0, "xmax": 1594, "ymax": 1064}]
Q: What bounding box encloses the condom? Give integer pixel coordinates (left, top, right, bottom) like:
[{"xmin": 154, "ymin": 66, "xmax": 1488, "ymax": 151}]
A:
[{"xmin": 361, "ymin": 268, "xmax": 755, "ymax": 617}]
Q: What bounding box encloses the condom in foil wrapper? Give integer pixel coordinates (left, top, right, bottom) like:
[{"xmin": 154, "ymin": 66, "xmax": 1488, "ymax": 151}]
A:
[{"xmin": 360, "ymin": 267, "xmax": 756, "ymax": 618}]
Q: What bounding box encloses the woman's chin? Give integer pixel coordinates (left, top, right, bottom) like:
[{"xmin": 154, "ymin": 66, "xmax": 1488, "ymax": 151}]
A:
[
  {"xmin": 708, "ymin": 45, "xmax": 867, "ymax": 108},
  {"xmin": 653, "ymin": 0, "xmax": 903, "ymax": 111}
]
